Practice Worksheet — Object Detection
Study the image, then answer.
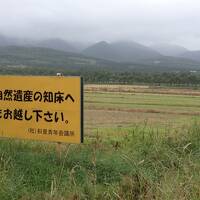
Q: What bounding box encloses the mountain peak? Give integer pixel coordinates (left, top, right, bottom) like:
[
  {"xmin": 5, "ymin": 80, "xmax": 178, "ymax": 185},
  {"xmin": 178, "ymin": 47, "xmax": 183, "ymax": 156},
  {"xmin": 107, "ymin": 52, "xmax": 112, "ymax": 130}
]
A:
[{"xmin": 82, "ymin": 40, "xmax": 161, "ymax": 62}]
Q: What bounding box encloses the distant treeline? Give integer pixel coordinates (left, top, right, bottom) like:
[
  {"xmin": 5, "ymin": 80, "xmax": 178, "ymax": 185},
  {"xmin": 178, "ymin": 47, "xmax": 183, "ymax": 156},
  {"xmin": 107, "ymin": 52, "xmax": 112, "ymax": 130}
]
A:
[
  {"xmin": 85, "ymin": 71, "xmax": 200, "ymax": 86},
  {"xmin": 1, "ymin": 66, "xmax": 200, "ymax": 86}
]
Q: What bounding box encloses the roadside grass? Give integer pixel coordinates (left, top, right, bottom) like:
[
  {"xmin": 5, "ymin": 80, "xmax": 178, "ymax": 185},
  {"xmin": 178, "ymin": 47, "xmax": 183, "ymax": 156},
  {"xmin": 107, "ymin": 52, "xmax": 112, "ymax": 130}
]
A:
[
  {"xmin": 1, "ymin": 120, "xmax": 200, "ymax": 199},
  {"xmin": 1, "ymin": 85, "xmax": 200, "ymax": 199}
]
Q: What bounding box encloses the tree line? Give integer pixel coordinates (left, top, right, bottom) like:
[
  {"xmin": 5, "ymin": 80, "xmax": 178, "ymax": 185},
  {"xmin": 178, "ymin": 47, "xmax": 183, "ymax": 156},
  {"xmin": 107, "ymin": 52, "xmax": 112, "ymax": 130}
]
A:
[{"xmin": 1, "ymin": 66, "xmax": 200, "ymax": 86}]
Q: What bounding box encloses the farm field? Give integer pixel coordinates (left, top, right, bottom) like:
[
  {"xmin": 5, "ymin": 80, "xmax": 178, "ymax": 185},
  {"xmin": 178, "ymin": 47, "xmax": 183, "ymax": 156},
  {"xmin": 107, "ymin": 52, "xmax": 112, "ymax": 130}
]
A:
[
  {"xmin": 85, "ymin": 84, "xmax": 200, "ymax": 132},
  {"xmin": 1, "ymin": 84, "xmax": 200, "ymax": 199}
]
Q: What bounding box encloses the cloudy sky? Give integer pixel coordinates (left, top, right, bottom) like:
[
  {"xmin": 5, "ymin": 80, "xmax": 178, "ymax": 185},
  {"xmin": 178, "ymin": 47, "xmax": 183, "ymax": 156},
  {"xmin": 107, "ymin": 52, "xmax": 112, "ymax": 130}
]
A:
[{"xmin": 0, "ymin": 0, "xmax": 200, "ymax": 49}]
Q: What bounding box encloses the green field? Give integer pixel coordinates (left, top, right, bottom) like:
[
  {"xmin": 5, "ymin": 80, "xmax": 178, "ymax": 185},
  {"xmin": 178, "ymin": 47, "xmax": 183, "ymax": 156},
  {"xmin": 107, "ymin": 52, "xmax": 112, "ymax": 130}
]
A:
[
  {"xmin": 85, "ymin": 85, "xmax": 200, "ymax": 131},
  {"xmin": 1, "ymin": 84, "xmax": 200, "ymax": 199}
]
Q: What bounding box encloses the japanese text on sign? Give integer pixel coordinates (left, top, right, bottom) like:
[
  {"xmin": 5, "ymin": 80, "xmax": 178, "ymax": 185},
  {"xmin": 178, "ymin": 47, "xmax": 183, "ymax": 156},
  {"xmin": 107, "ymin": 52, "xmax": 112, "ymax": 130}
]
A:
[
  {"xmin": 0, "ymin": 90, "xmax": 74, "ymax": 103},
  {"xmin": 0, "ymin": 76, "xmax": 83, "ymax": 144}
]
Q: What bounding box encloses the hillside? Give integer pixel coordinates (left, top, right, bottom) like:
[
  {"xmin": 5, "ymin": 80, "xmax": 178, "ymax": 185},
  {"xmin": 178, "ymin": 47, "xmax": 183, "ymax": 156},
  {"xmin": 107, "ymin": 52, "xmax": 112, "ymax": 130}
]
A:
[
  {"xmin": 111, "ymin": 41, "xmax": 161, "ymax": 62},
  {"xmin": 150, "ymin": 43, "xmax": 188, "ymax": 57},
  {"xmin": 0, "ymin": 35, "xmax": 79, "ymax": 53},
  {"xmin": 0, "ymin": 46, "xmax": 96, "ymax": 69},
  {"xmin": 0, "ymin": 46, "xmax": 132, "ymax": 72},
  {"xmin": 36, "ymin": 38, "xmax": 78, "ymax": 53},
  {"xmin": 0, "ymin": 46, "xmax": 199, "ymax": 74},
  {"xmin": 0, "ymin": 34, "xmax": 22, "ymax": 46},
  {"xmin": 82, "ymin": 41, "xmax": 161, "ymax": 62},
  {"xmin": 82, "ymin": 41, "xmax": 119, "ymax": 61},
  {"xmin": 135, "ymin": 56, "xmax": 200, "ymax": 71},
  {"xmin": 180, "ymin": 51, "xmax": 200, "ymax": 62}
]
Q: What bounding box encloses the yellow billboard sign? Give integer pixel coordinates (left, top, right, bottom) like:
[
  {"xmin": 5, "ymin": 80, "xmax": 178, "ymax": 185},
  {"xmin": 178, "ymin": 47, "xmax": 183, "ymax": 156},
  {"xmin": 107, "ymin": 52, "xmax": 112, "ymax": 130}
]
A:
[{"xmin": 0, "ymin": 76, "xmax": 83, "ymax": 143}]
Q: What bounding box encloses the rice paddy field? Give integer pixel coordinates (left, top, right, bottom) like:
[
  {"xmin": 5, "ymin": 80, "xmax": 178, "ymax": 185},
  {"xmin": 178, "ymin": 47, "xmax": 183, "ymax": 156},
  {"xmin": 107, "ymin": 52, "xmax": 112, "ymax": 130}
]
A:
[{"xmin": 1, "ymin": 84, "xmax": 200, "ymax": 199}]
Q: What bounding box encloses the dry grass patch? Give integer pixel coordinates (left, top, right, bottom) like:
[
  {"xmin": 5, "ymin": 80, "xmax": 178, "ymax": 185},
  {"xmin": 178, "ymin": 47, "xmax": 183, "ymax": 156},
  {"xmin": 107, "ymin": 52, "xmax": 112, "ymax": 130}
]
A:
[{"xmin": 85, "ymin": 84, "xmax": 200, "ymax": 96}]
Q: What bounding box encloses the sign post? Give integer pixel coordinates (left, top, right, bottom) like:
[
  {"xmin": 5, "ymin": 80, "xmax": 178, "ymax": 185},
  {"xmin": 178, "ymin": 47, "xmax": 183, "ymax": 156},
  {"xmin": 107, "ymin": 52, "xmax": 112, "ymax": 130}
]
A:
[{"xmin": 0, "ymin": 75, "xmax": 83, "ymax": 144}]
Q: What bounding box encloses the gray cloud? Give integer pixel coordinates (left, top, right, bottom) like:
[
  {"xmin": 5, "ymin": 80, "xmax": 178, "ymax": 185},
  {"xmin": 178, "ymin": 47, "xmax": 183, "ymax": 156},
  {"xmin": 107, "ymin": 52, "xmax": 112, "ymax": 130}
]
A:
[{"xmin": 0, "ymin": 0, "xmax": 200, "ymax": 49}]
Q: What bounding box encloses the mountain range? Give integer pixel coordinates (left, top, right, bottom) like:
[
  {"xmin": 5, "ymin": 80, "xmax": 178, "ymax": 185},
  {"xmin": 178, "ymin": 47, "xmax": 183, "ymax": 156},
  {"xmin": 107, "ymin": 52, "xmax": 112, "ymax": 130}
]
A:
[{"xmin": 0, "ymin": 34, "xmax": 200, "ymax": 72}]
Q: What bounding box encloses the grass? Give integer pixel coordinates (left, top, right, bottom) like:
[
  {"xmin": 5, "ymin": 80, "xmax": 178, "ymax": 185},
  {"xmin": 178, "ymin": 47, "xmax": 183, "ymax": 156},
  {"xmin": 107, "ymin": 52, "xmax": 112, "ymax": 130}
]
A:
[
  {"xmin": 85, "ymin": 92, "xmax": 200, "ymax": 111},
  {"xmin": 1, "ymin": 121, "xmax": 200, "ymax": 199},
  {"xmin": 1, "ymin": 84, "xmax": 200, "ymax": 199}
]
